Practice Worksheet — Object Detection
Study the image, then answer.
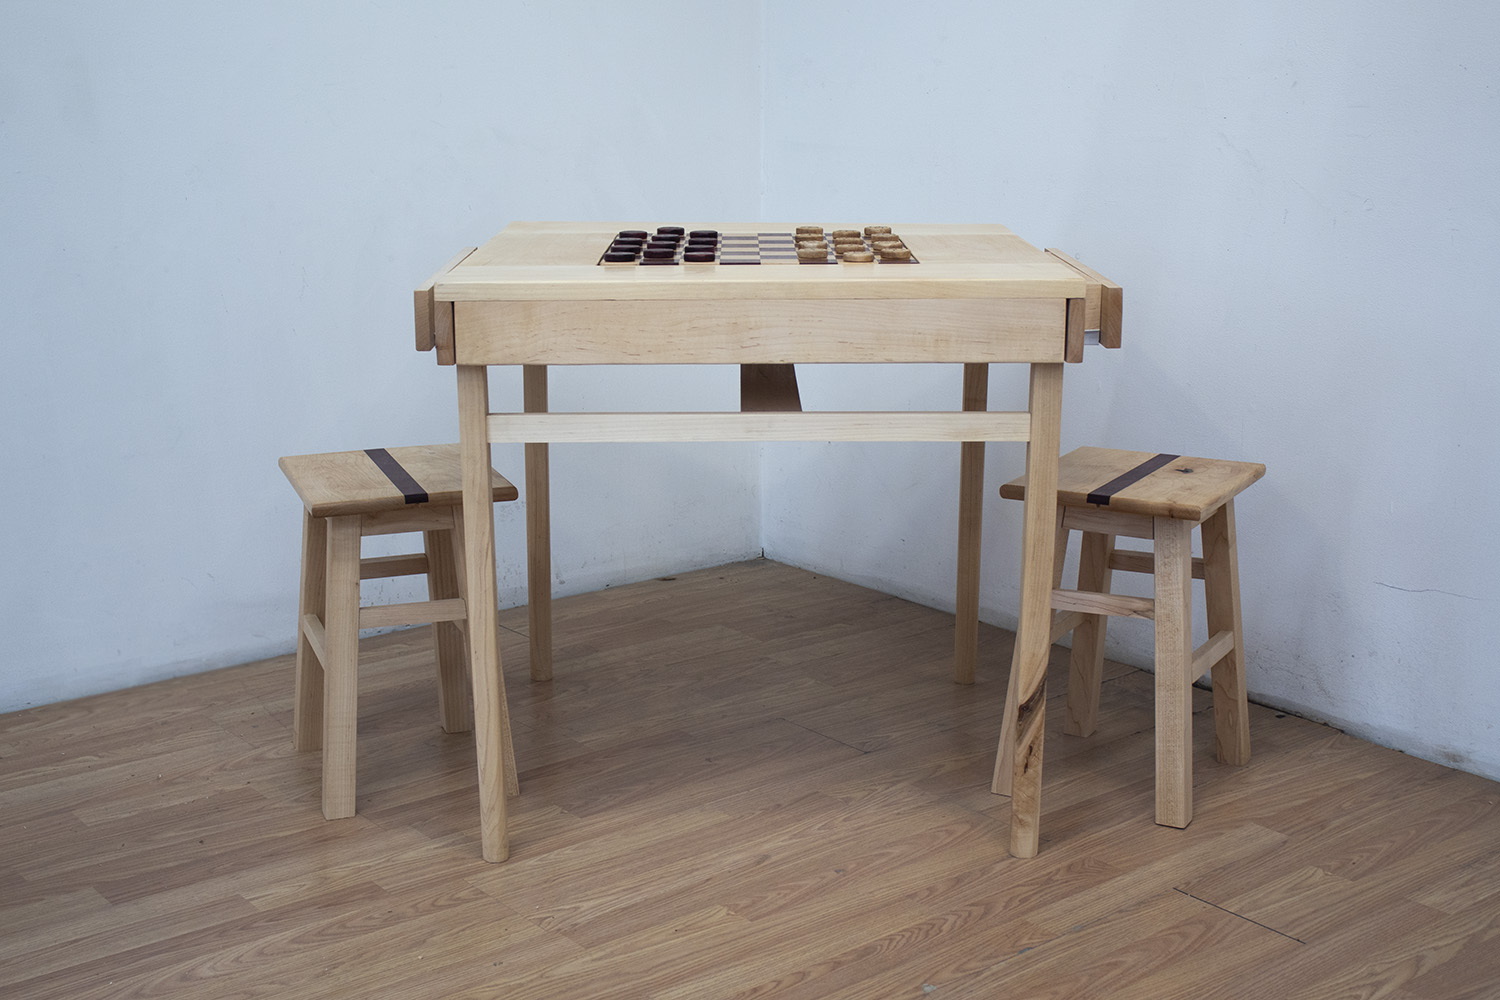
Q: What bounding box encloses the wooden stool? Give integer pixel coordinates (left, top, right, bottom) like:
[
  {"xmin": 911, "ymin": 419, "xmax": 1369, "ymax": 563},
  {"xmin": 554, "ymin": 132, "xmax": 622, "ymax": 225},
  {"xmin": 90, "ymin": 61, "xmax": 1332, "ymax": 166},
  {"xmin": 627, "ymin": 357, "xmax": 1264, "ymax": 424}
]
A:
[
  {"xmin": 995, "ymin": 446, "xmax": 1265, "ymax": 829},
  {"xmin": 279, "ymin": 443, "xmax": 519, "ymax": 819}
]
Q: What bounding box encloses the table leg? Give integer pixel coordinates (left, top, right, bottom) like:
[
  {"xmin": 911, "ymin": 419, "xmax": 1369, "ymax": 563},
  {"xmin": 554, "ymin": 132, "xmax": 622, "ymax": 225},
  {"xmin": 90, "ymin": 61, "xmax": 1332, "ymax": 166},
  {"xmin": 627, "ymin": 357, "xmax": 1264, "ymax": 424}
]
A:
[
  {"xmin": 458, "ymin": 364, "xmax": 509, "ymax": 862},
  {"xmin": 1005, "ymin": 361, "xmax": 1063, "ymax": 858},
  {"xmin": 523, "ymin": 365, "xmax": 553, "ymax": 682},
  {"xmin": 991, "ymin": 503, "xmax": 1064, "ymax": 797},
  {"xmin": 954, "ymin": 363, "xmax": 988, "ymax": 685}
]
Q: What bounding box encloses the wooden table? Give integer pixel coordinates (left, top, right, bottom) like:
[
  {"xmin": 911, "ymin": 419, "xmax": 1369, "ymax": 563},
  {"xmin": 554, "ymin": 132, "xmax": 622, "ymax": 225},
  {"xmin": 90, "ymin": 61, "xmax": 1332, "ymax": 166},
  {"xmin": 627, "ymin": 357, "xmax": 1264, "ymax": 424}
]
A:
[{"xmin": 413, "ymin": 222, "xmax": 1122, "ymax": 862}]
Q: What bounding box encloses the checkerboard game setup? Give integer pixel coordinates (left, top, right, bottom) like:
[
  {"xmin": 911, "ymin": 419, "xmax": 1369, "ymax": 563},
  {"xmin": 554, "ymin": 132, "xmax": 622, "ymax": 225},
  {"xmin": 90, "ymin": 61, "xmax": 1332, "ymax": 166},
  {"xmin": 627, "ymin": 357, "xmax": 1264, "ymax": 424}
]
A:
[
  {"xmin": 415, "ymin": 220, "xmax": 1125, "ymax": 864},
  {"xmin": 598, "ymin": 225, "xmax": 919, "ymax": 265}
]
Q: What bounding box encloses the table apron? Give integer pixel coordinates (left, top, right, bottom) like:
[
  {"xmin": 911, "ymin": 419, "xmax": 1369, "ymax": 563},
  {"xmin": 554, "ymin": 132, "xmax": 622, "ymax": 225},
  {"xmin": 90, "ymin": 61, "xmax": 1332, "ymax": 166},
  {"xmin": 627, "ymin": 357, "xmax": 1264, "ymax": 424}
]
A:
[
  {"xmin": 453, "ymin": 298, "xmax": 1067, "ymax": 365},
  {"xmin": 484, "ymin": 410, "xmax": 1034, "ymax": 444}
]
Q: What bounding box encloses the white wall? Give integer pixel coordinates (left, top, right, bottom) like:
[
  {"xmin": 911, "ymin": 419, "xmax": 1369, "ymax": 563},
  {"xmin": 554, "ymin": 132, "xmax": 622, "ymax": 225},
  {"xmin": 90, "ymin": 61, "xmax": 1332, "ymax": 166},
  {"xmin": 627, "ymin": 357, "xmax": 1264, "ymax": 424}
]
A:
[
  {"xmin": 0, "ymin": 2, "xmax": 764, "ymax": 710},
  {"xmin": 759, "ymin": 1, "xmax": 1500, "ymax": 779},
  {"xmin": 5, "ymin": 2, "xmax": 1498, "ymax": 786}
]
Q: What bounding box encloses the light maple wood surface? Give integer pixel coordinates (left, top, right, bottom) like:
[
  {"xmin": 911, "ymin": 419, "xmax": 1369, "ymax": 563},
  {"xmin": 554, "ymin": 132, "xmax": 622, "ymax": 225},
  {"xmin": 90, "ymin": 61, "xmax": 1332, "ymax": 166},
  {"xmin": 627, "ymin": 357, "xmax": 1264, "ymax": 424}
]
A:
[
  {"xmin": 4, "ymin": 561, "xmax": 1497, "ymax": 999},
  {"xmin": 997, "ymin": 447, "xmax": 1263, "ymax": 839},
  {"xmin": 444, "ymin": 222, "xmax": 1088, "ymax": 301},
  {"xmin": 421, "ymin": 222, "xmax": 1115, "ymax": 367},
  {"xmin": 522, "ymin": 366, "xmax": 553, "ymax": 684},
  {"xmin": 420, "ymin": 222, "xmax": 1120, "ymax": 861},
  {"xmin": 1000, "ymin": 446, "xmax": 1265, "ymax": 522},
  {"xmin": 282, "ymin": 445, "xmax": 522, "ymax": 821},
  {"xmin": 279, "ymin": 443, "xmax": 518, "ymax": 518}
]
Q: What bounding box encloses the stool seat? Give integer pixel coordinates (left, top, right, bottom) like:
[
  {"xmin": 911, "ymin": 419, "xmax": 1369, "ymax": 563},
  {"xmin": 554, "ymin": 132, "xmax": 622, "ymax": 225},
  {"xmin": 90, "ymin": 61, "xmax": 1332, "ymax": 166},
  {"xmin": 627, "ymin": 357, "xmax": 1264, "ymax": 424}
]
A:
[
  {"xmin": 282, "ymin": 443, "xmax": 519, "ymax": 821},
  {"xmin": 994, "ymin": 445, "xmax": 1264, "ymax": 838},
  {"xmin": 1000, "ymin": 446, "xmax": 1264, "ymax": 522},
  {"xmin": 280, "ymin": 443, "xmax": 517, "ymax": 518}
]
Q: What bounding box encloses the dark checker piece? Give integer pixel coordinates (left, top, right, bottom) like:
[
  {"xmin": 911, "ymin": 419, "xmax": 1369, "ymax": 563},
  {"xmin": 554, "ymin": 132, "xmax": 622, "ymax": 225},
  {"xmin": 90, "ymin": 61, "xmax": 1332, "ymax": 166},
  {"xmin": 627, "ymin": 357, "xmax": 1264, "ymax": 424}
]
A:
[
  {"xmin": 618, "ymin": 230, "xmax": 648, "ymax": 239},
  {"xmin": 603, "ymin": 250, "xmax": 638, "ymax": 262},
  {"xmin": 683, "ymin": 250, "xmax": 716, "ymax": 262},
  {"xmin": 656, "ymin": 226, "xmax": 686, "ymax": 236}
]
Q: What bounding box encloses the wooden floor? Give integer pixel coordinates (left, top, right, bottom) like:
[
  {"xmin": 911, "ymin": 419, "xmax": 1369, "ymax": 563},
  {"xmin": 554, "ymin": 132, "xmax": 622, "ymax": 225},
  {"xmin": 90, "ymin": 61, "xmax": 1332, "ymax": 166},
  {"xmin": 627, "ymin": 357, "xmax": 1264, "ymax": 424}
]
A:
[{"xmin": 4, "ymin": 559, "xmax": 1499, "ymax": 999}]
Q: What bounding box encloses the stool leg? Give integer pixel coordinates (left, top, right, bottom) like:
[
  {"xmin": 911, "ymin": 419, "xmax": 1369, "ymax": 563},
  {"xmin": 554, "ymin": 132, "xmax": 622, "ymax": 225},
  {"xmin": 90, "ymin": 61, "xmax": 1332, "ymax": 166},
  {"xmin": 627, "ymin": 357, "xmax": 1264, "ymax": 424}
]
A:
[
  {"xmin": 293, "ymin": 510, "xmax": 326, "ymax": 752},
  {"xmin": 321, "ymin": 514, "xmax": 362, "ymax": 820},
  {"xmin": 1064, "ymin": 530, "xmax": 1114, "ymax": 738},
  {"xmin": 450, "ymin": 509, "xmax": 519, "ymax": 798},
  {"xmin": 1202, "ymin": 500, "xmax": 1251, "ymax": 766},
  {"xmin": 1154, "ymin": 517, "xmax": 1195, "ymax": 828},
  {"xmin": 425, "ymin": 522, "xmax": 473, "ymax": 734}
]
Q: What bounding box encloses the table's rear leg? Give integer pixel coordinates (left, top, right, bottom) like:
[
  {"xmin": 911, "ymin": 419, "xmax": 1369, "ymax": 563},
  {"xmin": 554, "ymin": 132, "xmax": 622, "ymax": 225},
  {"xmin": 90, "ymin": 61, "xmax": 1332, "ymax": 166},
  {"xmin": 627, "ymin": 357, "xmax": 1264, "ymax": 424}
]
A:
[
  {"xmin": 1005, "ymin": 361, "xmax": 1063, "ymax": 858},
  {"xmin": 954, "ymin": 362, "xmax": 989, "ymax": 684},
  {"xmin": 523, "ymin": 365, "xmax": 553, "ymax": 682},
  {"xmin": 458, "ymin": 364, "xmax": 509, "ymax": 862}
]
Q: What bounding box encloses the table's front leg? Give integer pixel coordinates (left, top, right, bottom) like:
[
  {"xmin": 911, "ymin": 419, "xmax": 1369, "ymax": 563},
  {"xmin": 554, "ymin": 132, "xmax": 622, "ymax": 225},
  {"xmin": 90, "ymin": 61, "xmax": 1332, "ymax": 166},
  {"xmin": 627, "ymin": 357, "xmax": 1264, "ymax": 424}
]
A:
[
  {"xmin": 1002, "ymin": 361, "xmax": 1063, "ymax": 858},
  {"xmin": 457, "ymin": 364, "xmax": 509, "ymax": 862},
  {"xmin": 523, "ymin": 365, "xmax": 553, "ymax": 682}
]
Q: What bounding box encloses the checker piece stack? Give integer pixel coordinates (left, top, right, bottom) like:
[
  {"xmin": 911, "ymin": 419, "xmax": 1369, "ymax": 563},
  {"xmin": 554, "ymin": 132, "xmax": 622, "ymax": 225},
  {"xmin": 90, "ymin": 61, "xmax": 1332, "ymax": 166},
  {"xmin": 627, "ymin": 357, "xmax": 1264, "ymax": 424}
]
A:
[{"xmin": 598, "ymin": 225, "xmax": 919, "ymax": 265}]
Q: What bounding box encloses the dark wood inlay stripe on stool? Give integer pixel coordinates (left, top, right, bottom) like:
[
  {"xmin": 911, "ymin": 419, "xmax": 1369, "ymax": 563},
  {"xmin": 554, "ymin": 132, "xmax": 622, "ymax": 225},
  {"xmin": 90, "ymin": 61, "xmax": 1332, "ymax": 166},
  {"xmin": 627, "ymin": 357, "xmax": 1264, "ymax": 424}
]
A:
[
  {"xmin": 364, "ymin": 448, "xmax": 429, "ymax": 505},
  {"xmin": 1086, "ymin": 452, "xmax": 1180, "ymax": 506}
]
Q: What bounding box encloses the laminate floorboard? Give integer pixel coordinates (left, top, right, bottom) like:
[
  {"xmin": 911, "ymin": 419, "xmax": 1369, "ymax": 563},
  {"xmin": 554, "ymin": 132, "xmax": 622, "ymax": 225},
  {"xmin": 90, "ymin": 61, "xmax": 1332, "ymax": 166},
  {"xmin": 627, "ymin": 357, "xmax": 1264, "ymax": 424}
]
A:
[{"xmin": 3, "ymin": 559, "xmax": 1497, "ymax": 998}]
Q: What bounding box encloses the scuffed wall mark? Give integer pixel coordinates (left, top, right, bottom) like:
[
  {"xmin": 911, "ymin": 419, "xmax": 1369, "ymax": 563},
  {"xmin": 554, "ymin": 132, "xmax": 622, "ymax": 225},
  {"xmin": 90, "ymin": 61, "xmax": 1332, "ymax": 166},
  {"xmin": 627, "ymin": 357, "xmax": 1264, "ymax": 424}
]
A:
[{"xmin": 1374, "ymin": 582, "xmax": 1482, "ymax": 602}]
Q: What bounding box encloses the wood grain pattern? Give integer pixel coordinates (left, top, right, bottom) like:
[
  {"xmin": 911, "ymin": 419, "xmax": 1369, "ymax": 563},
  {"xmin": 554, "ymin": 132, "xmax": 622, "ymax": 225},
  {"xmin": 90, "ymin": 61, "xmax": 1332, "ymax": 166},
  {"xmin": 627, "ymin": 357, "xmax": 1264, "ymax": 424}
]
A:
[
  {"xmin": 279, "ymin": 443, "xmax": 517, "ymax": 519},
  {"xmin": 1064, "ymin": 529, "xmax": 1114, "ymax": 737},
  {"xmin": 320, "ymin": 514, "xmax": 361, "ymax": 819},
  {"xmin": 1045, "ymin": 247, "xmax": 1124, "ymax": 349},
  {"xmin": 292, "ymin": 509, "xmax": 326, "ymax": 752},
  {"xmin": 953, "ymin": 362, "xmax": 988, "ymax": 686},
  {"xmin": 1001, "ymin": 446, "xmax": 1265, "ymax": 523},
  {"xmin": 444, "ymin": 223, "xmax": 1086, "ymax": 304},
  {"xmin": 484, "ymin": 410, "xmax": 1033, "ymax": 444},
  {"xmin": 1153, "ymin": 517, "xmax": 1196, "ymax": 828},
  {"xmin": 1004, "ymin": 362, "xmax": 1064, "ymax": 856},
  {"xmin": 522, "ymin": 365, "xmax": 553, "ymax": 684},
  {"xmin": 1203, "ymin": 500, "xmax": 1252, "ymax": 765},
  {"xmin": 425, "ymin": 515, "xmax": 472, "ymax": 735},
  {"xmin": 453, "ymin": 297, "xmax": 1068, "ymax": 366},
  {"xmin": 414, "ymin": 246, "xmax": 476, "ymax": 353},
  {"xmin": 457, "ymin": 364, "xmax": 509, "ymax": 862},
  {"xmin": 3, "ymin": 561, "xmax": 1500, "ymax": 998}
]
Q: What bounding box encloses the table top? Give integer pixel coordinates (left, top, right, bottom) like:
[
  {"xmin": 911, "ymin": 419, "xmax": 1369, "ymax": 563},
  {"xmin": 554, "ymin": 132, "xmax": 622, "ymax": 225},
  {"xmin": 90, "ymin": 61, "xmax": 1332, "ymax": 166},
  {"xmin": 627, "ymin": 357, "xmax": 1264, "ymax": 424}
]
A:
[
  {"xmin": 416, "ymin": 222, "xmax": 1121, "ymax": 367},
  {"xmin": 432, "ymin": 221, "xmax": 1090, "ymax": 304}
]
